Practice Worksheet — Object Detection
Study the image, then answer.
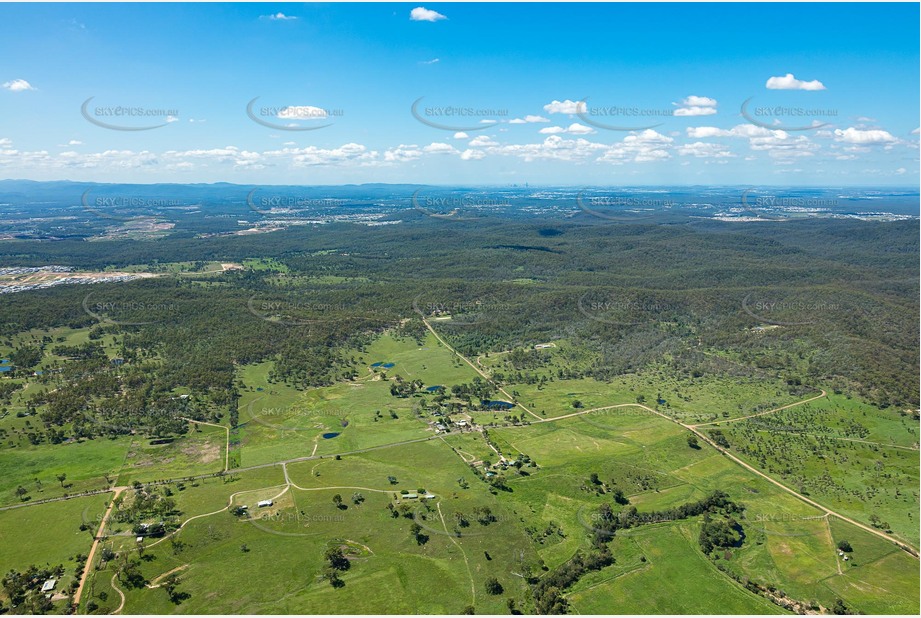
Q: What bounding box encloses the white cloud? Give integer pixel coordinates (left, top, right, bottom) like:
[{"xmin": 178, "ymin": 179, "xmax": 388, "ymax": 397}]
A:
[
  {"xmin": 674, "ymin": 106, "xmax": 718, "ymax": 117},
  {"xmin": 509, "ymin": 115, "xmax": 550, "ymax": 124},
  {"xmin": 0, "ymin": 138, "xmax": 12, "ymax": 147},
  {"xmin": 911, "ymin": 127, "xmax": 920, "ymax": 135},
  {"xmin": 488, "ymin": 135, "xmax": 607, "ymax": 163},
  {"xmin": 2, "ymin": 79, "xmax": 35, "ymax": 92},
  {"xmin": 686, "ymin": 124, "xmax": 775, "ymax": 139},
  {"xmin": 543, "ymin": 99, "xmax": 585, "ymax": 114},
  {"xmin": 686, "ymin": 126, "xmax": 730, "ymax": 138},
  {"xmin": 265, "ymin": 143, "xmax": 375, "ymax": 167},
  {"xmin": 420, "ymin": 58, "xmax": 440, "ymax": 65},
  {"xmin": 460, "ymin": 149, "xmax": 486, "ymax": 161},
  {"xmin": 682, "ymin": 95, "xmax": 717, "ymax": 107},
  {"xmin": 423, "ymin": 142, "xmax": 456, "ymax": 154},
  {"xmin": 673, "ymin": 95, "xmax": 717, "ymax": 117},
  {"xmin": 565, "ymin": 123, "xmax": 595, "ymax": 135},
  {"xmin": 277, "ymin": 106, "xmax": 328, "ymax": 120},
  {"xmin": 410, "ymin": 7, "xmax": 446, "ymax": 22},
  {"xmin": 833, "ymin": 127, "xmax": 898, "ymax": 145},
  {"xmin": 384, "ymin": 144, "xmax": 423, "ymax": 163},
  {"xmin": 765, "ymin": 73, "xmax": 826, "ymax": 91},
  {"xmin": 263, "ymin": 12, "xmax": 297, "ymax": 20},
  {"xmin": 538, "ymin": 123, "xmax": 594, "ymax": 136},
  {"xmin": 67, "ymin": 140, "xmax": 82, "ymax": 146},
  {"xmin": 479, "ymin": 119, "xmax": 497, "ymax": 125},
  {"xmin": 453, "ymin": 132, "xmax": 469, "ymax": 139},
  {"xmin": 468, "ymin": 135, "xmax": 498, "ymax": 147},
  {"xmin": 677, "ymin": 142, "xmax": 734, "ymax": 159}
]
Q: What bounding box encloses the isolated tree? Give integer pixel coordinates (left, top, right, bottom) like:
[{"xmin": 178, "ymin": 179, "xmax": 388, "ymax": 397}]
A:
[
  {"xmin": 484, "ymin": 577, "xmax": 504, "ymax": 595},
  {"xmin": 332, "ymin": 494, "xmax": 343, "ymax": 509},
  {"xmin": 325, "ymin": 568, "xmax": 345, "ymax": 589},
  {"xmin": 687, "ymin": 434, "xmax": 699, "ymax": 448},
  {"xmin": 351, "ymin": 492, "xmax": 365, "ymax": 506},
  {"xmin": 837, "ymin": 540, "xmax": 852, "ymax": 553},
  {"xmin": 15, "ymin": 485, "xmax": 28, "ymax": 501},
  {"xmin": 324, "ymin": 546, "xmax": 350, "ymax": 571},
  {"xmin": 56, "ymin": 473, "xmax": 67, "ymax": 487}
]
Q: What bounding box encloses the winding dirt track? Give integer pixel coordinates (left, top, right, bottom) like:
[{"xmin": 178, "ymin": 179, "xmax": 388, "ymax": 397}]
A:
[
  {"xmin": 419, "ymin": 315, "xmax": 919, "ymax": 558},
  {"xmin": 73, "ymin": 486, "xmax": 126, "ymax": 610}
]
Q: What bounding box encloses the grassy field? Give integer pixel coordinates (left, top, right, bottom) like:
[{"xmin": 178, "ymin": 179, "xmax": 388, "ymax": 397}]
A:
[
  {"xmin": 477, "ymin": 343, "xmax": 812, "ymax": 423},
  {"xmin": 0, "ymin": 492, "xmax": 111, "ymax": 611},
  {"xmin": 236, "ymin": 332, "xmax": 480, "ymax": 466},
  {"xmin": 718, "ymin": 393, "xmax": 920, "ymax": 547},
  {"xmin": 2, "ymin": 328, "xmax": 917, "ymax": 614},
  {"xmin": 83, "ymin": 440, "xmax": 539, "ymax": 614}
]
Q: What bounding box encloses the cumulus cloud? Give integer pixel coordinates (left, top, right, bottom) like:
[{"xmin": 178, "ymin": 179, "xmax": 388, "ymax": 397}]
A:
[
  {"xmin": 263, "ymin": 12, "xmax": 297, "ymax": 20},
  {"xmin": 410, "ymin": 7, "xmax": 446, "ymax": 21},
  {"xmin": 677, "ymin": 142, "xmax": 735, "ymax": 158},
  {"xmin": 468, "ymin": 135, "xmax": 498, "ymax": 147},
  {"xmin": 674, "ymin": 106, "xmax": 718, "ymax": 117},
  {"xmin": 673, "ymin": 95, "xmax": 718, "ymax": 117},
  {"xmin": 453, "ymin": 132, "xmax": 469, "ymax": 139},
  {"xmin": 539, "ymin": 123, "xmax": 594, "ymax": 135},
  {"xmin": 543, "ymin": 99, "xmax": 585, "ymax": 114},
  {"xmin": 2, "ymin": 79, "xmax": 35, "ymax": 92},
  {"xmin": 384, "ymin": 144, "xmax": 423, "ymax": 163},
  {"xmin": 423, "ymin": 142, "xmax": 456, "ymax": 154},
  {"xmin": 765, "ymin": 73, "xmax": 826, "ymax": 91},
  {"xmin": 686, "ymin": 124, "xmax": 775, "ymax": 139},
  {"xmin": 460, "ymin": 149, "xmax": 486, "ymax": 161},
  {"xmin": 509, "ymin": 115, "xmax": 550, "ymax": 124},
  {"xmin": 833, "ymin": 127, "xmax": 898, "ymax": 145}
]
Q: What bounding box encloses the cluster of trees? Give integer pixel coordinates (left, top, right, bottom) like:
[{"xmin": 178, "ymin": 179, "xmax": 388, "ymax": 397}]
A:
[
  {"xmin": 1, "ymin": 564, "xmax": 65, "ymax": 614},
  {"xmin": 532, "ymin": 549, "xmax": 614, "ymax": 614},
  {"xmin": 389, "ymin": 375, "xmax": 424, "ymax": 398},
  {"xmin": 323, "ymin": 546, "xmax": 351, "ymax": 588},
  {"xmin": 698, "ymin": 512, "xmax": 744, "ymax": 555},
  {"xmin": 590, "ymin": 490, "xmax": 744, "ymax": 547}
]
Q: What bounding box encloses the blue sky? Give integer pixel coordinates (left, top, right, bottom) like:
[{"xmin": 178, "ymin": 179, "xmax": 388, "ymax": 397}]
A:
[{"xmin": 0, "ymin": 2, "xmax": 918, "ymax": 185}]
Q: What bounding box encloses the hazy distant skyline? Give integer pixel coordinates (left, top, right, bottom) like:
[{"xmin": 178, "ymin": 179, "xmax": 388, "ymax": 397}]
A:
[{"xmin": 0, "ymin": 2, "xmax": 918, "ymax": 185}]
